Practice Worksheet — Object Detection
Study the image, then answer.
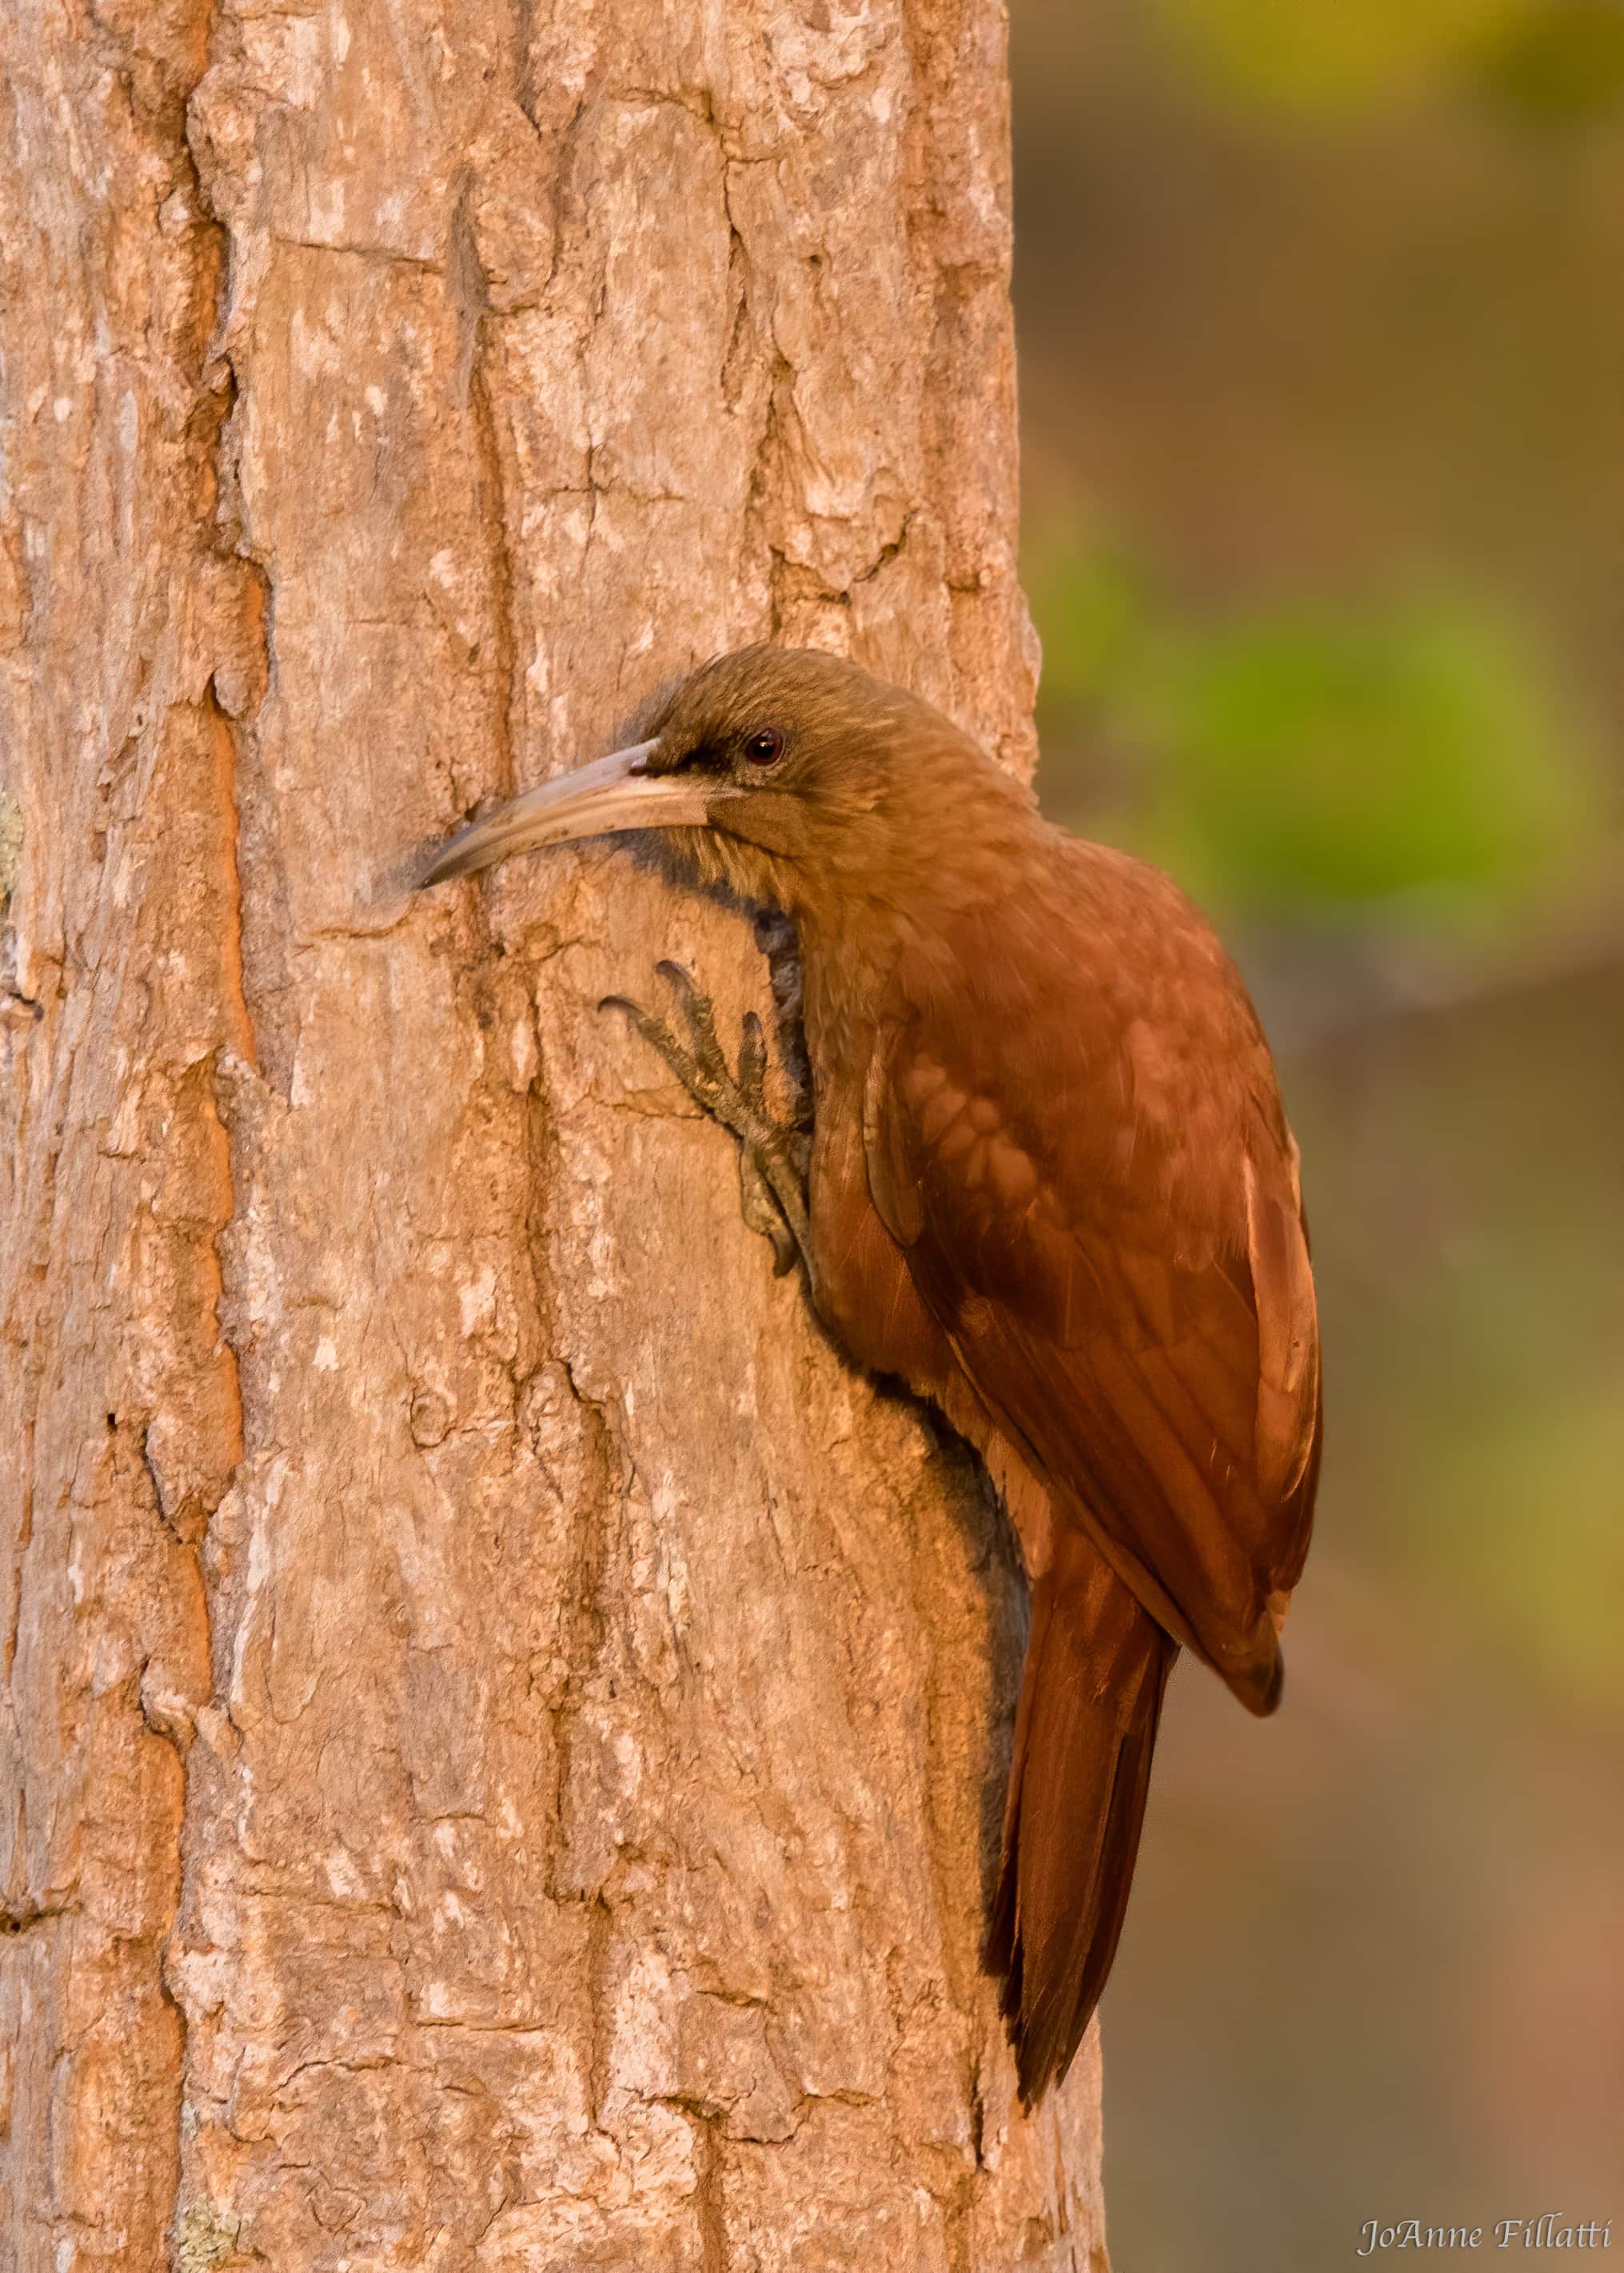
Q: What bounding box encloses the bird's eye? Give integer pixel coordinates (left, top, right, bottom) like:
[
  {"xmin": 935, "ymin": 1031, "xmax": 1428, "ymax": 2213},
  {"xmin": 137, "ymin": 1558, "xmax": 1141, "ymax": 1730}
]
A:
[{"xmin": 743, "ymin": 726, "xmax": 784, "ymax": 767}]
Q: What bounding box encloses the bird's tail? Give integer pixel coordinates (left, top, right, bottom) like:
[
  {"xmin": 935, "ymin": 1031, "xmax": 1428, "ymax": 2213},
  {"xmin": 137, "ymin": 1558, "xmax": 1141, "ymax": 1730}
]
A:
[{"xmin": 987, "ymin": 1532, "xmax": 1175, "ymax": 2106}]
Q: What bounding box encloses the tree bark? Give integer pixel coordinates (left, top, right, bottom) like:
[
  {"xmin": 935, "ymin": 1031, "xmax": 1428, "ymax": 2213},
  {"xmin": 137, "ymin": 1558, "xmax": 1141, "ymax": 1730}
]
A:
[{"xmin": 0, "ymin": 2, "xmax": 1109, "ymax": 2267}]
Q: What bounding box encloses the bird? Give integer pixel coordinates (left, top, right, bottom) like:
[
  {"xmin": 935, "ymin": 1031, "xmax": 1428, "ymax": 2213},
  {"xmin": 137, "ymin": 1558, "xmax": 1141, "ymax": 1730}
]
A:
[{"xmin": 418, "ymin": 643, "xmax": 1322, "ymax": 2106}]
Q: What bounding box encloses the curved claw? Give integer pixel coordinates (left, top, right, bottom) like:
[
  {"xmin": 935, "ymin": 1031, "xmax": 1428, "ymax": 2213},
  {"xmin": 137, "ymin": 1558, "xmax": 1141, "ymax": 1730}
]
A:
[
  {"xmin": 600, "ymin": 991, "xmax": 685, "ymax": 1063},
  {"xmin": 654, "ymin": 959, "xmax": 723, "ymax": 1063},
  {"xmin": 597, "ymin": 964, "xmax": 814, "ymax": 1282},
  {"xmin": 739, "ymin": 1150, "xmax": 799, "ymax": 1275}
]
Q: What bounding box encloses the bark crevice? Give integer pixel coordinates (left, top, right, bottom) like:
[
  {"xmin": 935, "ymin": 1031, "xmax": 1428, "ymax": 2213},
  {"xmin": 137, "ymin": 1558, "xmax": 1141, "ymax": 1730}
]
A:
[{"xmin": 2, "ymin": 0, "xmax": 1106, "ymax": 2263}]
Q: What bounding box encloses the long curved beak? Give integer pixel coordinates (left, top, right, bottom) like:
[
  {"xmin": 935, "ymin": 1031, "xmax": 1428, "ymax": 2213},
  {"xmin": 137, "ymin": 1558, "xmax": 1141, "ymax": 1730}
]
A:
[{"xmin": 417, "ymin": 740, "xmax": 709, "ymax": 887}]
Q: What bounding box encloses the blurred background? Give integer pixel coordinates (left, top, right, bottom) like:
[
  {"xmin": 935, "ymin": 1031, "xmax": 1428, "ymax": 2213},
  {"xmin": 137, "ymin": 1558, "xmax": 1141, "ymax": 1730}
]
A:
[{"xmin": 1010, "ymin": 2, "xmax": 1623, "ymax": 2263}]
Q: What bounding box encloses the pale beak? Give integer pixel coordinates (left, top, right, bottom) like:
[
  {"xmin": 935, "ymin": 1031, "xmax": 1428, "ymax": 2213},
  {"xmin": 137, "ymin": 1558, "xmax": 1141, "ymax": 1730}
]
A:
[{"xmin": 417, "ymin": 740, "xmax": 711, "ymax": 887}]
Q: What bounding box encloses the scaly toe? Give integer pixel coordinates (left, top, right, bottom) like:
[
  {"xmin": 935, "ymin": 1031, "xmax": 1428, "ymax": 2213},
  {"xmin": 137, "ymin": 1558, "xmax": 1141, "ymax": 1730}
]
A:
[{"xmin": 601, "ymin": 967, "xmax": 813, "ymax": 1279}]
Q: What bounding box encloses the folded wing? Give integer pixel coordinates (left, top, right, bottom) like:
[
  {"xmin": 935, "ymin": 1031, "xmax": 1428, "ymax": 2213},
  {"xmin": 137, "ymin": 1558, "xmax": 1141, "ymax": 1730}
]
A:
[{"xmin": 863, "ymin": 875, "xmax": 1321, "ymax": 1712}]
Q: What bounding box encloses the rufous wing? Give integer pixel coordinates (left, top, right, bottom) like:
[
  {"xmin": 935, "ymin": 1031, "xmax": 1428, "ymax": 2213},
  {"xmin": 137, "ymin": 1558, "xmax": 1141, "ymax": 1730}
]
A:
[{"xmin": 861, "ymin": 891, "xmax": 1322, "ymax": 1713}]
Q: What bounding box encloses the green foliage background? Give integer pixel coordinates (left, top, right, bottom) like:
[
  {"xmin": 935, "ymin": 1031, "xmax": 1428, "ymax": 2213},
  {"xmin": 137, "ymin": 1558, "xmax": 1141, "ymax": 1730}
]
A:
[
  {"xmin": 1014, "ymin": 1, "xmax": 1624, "ymax": 2258},
  {"xmin": 1031, "ymin": 542, "xmax": 1603, "ymax": 919}
]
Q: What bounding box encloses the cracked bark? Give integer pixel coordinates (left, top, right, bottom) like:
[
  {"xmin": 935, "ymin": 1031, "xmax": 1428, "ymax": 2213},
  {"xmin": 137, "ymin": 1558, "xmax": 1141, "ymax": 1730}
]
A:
[{"xmin": 1, "ymin": 1, "xmax": 1108, "ymax": 2267}]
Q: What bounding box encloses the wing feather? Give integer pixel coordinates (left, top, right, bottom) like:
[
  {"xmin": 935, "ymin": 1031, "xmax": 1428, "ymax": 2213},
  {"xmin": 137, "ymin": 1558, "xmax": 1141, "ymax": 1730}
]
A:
[{"xmin": 864, "ymin": 879, "xmax": 1321, "ymax": 1711}]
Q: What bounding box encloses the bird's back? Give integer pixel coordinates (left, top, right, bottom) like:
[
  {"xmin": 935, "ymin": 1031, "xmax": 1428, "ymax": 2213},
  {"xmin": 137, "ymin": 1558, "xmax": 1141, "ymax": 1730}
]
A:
[
  {"xmin": 853, "ymin": 831, "xmax": 1320, "ymax": 1697},
  {"xmin": 799, "ymin": 800, "xmax": 1323, "ymax": 2101}
]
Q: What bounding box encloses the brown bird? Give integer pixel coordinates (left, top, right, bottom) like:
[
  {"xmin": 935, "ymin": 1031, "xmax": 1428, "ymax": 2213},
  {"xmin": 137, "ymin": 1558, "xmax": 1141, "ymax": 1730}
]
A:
[{"xmin": 419, "ymin": 644, "xmax": 1322, "ymax": 2105}]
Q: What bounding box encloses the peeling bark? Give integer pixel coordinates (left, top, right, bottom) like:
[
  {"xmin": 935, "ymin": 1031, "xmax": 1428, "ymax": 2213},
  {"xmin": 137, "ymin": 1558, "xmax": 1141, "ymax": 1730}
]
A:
[{"xmin": 0, "ymin": 2, "xmax": 1108, "ymax": 2266}]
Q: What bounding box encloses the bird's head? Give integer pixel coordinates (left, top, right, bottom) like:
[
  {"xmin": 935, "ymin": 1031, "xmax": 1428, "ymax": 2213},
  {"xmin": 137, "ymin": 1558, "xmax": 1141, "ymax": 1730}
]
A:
[{"xmin": 417, "ymin": 644, "xmax": 1033, "ymax": 923}]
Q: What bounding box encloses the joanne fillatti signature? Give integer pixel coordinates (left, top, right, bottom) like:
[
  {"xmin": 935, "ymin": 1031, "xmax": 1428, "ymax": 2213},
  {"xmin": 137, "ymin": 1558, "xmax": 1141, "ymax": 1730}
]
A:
[{"xmin": 1359, "ymin": 2218, "xmax": 1614, "ymax": 2255}]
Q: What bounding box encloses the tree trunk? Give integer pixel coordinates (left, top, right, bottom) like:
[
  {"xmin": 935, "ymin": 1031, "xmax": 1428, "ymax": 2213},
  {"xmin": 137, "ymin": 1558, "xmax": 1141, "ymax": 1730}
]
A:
[{"xmin": 0, "ymin": 2, "xmax": 1109, "ymax": 2266}]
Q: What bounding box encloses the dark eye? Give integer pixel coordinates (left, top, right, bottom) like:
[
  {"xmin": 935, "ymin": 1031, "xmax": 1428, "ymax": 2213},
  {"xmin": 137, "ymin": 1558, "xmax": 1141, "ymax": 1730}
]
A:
[{"xmin": 743, "ymin": 726, "xmax": 784, "ymax": 767}]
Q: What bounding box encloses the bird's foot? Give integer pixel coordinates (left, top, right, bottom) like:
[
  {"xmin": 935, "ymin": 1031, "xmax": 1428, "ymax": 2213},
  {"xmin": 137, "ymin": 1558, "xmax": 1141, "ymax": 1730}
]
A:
[{"xmin": 601, "ymin": 960, "xmax": 812, "ymax": 1278}]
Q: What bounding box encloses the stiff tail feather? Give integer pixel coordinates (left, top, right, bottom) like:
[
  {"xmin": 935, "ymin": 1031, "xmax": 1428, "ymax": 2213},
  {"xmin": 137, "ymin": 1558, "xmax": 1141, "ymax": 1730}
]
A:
[{"xmin": 987, "ymin": 1533, "xmax": 1175, "ymax": 2106}]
